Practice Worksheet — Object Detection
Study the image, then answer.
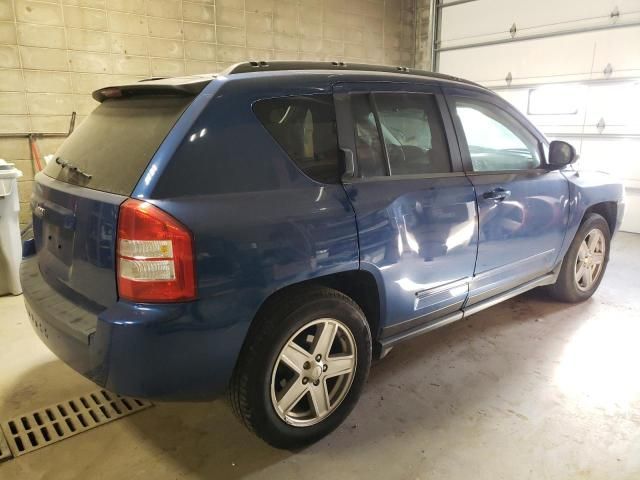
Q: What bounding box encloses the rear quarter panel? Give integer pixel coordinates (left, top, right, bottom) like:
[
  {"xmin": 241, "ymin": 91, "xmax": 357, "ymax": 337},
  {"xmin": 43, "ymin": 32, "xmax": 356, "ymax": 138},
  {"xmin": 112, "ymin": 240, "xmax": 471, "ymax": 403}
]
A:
[{"xmin": 138, "ymin": 74, "xmax": 360, "ymax": 380}]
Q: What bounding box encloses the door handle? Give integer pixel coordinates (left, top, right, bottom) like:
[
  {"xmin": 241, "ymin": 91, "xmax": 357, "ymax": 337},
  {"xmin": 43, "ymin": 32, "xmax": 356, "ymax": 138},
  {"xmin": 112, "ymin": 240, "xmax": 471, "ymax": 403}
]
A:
[
  {"xmin": 482, "ymin": 188, "xmax": 511, "ymax": 201},
  {"xmin": 340, "ymin": 147, "xmax": 355, "ymax": 182}
]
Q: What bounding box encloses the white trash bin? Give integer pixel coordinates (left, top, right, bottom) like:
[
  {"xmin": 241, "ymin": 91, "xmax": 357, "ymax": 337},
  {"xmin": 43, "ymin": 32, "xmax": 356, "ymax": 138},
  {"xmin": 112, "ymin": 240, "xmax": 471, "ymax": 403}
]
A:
[{"xmin": 0, "ymin": 159, "xmax": 24, "ymax": 295}]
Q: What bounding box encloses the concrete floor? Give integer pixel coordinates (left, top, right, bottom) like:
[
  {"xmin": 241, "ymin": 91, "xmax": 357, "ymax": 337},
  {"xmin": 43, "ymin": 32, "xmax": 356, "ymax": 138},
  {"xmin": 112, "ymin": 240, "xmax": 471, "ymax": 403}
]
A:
[{"xmin": 1, "ymin": 233, "xmax": 639, "ymax": 480}]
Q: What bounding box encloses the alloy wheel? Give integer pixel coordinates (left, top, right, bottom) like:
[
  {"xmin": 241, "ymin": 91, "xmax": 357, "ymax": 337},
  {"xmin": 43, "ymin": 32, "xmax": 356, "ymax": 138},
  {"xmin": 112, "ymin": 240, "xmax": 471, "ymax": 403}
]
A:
[
  {"xmin": 575, "ymin": 228, "xmax": 606, "ymax": 292},
  {"xmin": 270, "ymin": 318, "xmax": 357, "ymax": 427}
]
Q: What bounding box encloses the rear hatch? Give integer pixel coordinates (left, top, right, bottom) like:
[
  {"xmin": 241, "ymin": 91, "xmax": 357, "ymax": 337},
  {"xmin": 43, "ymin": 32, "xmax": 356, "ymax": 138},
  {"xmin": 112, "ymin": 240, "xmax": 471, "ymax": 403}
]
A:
[{"xmin": 31, "ymin": 81, "xmax": 207, "ymax": 310}]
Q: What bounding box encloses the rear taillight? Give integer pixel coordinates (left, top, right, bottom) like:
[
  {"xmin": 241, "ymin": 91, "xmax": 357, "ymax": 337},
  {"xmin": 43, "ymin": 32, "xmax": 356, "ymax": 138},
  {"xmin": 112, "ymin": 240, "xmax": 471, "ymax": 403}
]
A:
[{"xmin": 116, "ymin": 199, "xmax": 196, "ymax": 302}]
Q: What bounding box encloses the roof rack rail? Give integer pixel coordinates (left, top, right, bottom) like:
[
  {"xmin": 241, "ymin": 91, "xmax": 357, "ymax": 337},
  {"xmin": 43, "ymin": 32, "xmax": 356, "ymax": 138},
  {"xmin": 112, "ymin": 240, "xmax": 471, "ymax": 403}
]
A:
[{"xmin": 225, "ymin": 61, "xmax": 484, "ymax": 88}]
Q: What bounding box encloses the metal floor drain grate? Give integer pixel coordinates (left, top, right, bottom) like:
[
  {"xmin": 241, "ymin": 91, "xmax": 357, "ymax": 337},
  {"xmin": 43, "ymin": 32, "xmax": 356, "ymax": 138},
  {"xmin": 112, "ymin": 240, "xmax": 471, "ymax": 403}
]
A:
[
  {"xmin": 0, "ymin": 428, "xmax": 11, "ymax": 462},
  {"xmin": 1, "ymin": 390, "xmax": 152, "ymax": 457}
]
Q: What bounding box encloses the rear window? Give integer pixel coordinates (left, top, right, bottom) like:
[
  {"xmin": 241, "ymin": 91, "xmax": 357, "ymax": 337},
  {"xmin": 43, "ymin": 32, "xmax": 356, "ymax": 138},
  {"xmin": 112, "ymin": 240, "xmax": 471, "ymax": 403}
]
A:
[
  {"xmin": 44, "ymin": 95, "xmax": 192, "ymax": 195},
  {"xmin": 253, "ymin": 95, "xmax": 340, "ymax": 183}
]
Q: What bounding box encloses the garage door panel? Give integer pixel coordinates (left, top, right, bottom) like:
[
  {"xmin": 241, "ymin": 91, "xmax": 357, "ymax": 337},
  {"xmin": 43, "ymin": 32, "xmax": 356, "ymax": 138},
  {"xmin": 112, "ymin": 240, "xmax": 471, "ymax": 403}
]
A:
[
  {"xmin": 591, "ymin": 25, "xmax": 640, "ymax": 76},
  {"xmin": 439, "ymin": 33, "xmax": 597, "ymax": 83},
  {"xmin": 440, "ymin": 0, "xmax": 640, "ymax": 46},
  {"xmin": 512, "ymin": 116, "xmax": 590, "ymax": 133},
  {"xmin": 498, "ymin": 83, "xmax": 640, "ymax": 133},
  {"xmin": 438, "ymin": 0, "xmax": 640, "ymax": 232},
  {"xmin": 558, "ymin": 137, "xmax": 640, "ymax": 180},
  {"xmin": 498, "ymin": 87, "xmax": 587, "ymax": 130},
  {"xmin": 440, "ymin": 27, "xmax": 640, "ymax": 85},
  {"xmin": 496, "ymin": 88, "xmax": 638, "ymax": 136},
  {"xmin": 497, "ymin": 89, "xmax": 582, "ymax": 132},
  {"xmin": 582, "ymin": 82, "xmax": 640, "ymax": 130},
  {"xmin": 497, "ymin": 89, "xmax": 528, "ymax": 108}
]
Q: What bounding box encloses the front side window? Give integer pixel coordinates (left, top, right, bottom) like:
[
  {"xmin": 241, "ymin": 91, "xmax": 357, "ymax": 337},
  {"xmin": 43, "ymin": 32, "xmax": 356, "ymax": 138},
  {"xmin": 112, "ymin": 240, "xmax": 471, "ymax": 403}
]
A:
[
  {"xmin": 254, "ymin": 95, "xmax": 340, "ymax": 183},
  {"xmin": 374, "ymin": 93, "xmax": 451, "ymax": 175},
  {"xmin": 454, "ymin": 98, "xmax": 541, "ymax": 172}
]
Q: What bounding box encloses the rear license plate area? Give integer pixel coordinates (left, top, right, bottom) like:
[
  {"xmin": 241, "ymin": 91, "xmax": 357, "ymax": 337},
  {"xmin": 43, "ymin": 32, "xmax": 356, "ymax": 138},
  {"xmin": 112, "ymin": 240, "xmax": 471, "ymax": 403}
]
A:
[{"xmin": 43, "ymin": 223, "xmax": 74, "ymax": 266}]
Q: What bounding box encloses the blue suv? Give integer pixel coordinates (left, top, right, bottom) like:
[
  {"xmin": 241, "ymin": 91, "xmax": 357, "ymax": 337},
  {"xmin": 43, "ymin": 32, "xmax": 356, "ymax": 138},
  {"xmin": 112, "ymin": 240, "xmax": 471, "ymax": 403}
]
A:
[{"xmin": 21, "ymin": 61, "xmax": 625, "ymax": 448}]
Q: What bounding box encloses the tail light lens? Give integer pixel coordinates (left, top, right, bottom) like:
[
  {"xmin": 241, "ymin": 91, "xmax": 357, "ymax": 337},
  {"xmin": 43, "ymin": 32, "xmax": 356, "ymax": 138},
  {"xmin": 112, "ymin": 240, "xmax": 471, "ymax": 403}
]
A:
[{"xmin": 116, "ymin": 199, "xmax": 196, "ymax": 302}]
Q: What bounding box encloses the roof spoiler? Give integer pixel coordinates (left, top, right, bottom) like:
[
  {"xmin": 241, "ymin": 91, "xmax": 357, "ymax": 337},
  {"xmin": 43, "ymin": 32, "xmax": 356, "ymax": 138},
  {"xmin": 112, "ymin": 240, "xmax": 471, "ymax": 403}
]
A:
[{"xmin": 92, "ymin": 78, "xmax": 212, "ymax": 102}]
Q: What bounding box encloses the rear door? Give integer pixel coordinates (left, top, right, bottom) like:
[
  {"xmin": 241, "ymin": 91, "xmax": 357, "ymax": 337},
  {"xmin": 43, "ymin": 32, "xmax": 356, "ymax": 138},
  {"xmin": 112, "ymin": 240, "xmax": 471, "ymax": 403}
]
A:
[
  {"xmin": 32, "ymin": 93, "xmax": 194, "ymax": 308},
  {"xmin": 334, "ymin": 82, "xmax": 478, "ymax": 339},
  {"xmin": 445, "ymin": 87, "xmax": 570, "ymax": 305}
]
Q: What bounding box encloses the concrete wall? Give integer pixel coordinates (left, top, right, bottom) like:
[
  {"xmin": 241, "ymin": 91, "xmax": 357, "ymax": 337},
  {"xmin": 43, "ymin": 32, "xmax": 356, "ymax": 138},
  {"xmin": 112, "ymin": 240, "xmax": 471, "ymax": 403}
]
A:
[
  {"xmin": 0, "ymin": 0, "xmax": 420, "ymax": 226},
  {"xmin": 413, "ymin": 0, "xmax": 430, "ymax": 70}
]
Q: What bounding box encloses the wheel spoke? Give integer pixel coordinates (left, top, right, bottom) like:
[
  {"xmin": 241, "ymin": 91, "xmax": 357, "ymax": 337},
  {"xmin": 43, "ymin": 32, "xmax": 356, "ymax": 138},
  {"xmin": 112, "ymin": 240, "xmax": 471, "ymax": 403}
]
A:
[
  {"xmin": 325, "ymin": 355, "xmax": 355, "ymax": 379},
  {"xmin": 309, "ymin": 382, "xmax": 331, "ymax": 417},
  {"xmin": 281, "ymin": 342, "xmax": 311, "ymax": 373},
  {"xmin": 575, "ymin": 263, "xmax": 586, "ymax": 283},
  {"xmin": 584, "ymin": 265, "xmax": 594, "ymax": 288},
  {"xmin": 277, "ymin": 378, "xmax": 309, "ymax": 415},
  {"xmin": 578, "ymin": 242, "xmax": 589, "ymax": 261},
  {"xmin": 591, "ymin": 252, "xmax": 605, "ymax": 265},
  {"xmin": 313, "ymin": 322, "xmax": 338, "ymax": 358},
  {"xmin": 587, "ymin": 233, "xmax": 599, "ymax": 253}
]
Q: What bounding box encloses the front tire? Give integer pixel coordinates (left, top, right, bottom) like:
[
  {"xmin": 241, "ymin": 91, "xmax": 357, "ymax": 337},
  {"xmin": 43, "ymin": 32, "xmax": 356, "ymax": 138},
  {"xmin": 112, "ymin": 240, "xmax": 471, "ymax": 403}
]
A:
[
  {"xmin": 229, "ymin": 286, "xmax": 371, "ymax": 449},
  {"xmin": 548, "ymin": 213, "xmax": 611, "ymax": 302}
]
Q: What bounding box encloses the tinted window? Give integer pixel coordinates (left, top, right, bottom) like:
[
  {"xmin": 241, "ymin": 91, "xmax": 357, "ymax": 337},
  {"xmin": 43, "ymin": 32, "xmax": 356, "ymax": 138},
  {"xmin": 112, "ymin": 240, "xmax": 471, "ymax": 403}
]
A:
[
  {"xmin": 374, "ymin": 93, "xmax": 451, "ymax": 175},
  {"xmin": 254, "ymin": 95, "xmax": 340, "ymax": 183},
  {"xmin": 454, "ymin": 99, "xmax": 541, "ymax": 171},
  {"xmin": 351, "ymin": 94, "xmax": 387, "ymax": 177},
  {"xmin": 44, "ymin": 95, "xmax": 192, "ymax": 195}
]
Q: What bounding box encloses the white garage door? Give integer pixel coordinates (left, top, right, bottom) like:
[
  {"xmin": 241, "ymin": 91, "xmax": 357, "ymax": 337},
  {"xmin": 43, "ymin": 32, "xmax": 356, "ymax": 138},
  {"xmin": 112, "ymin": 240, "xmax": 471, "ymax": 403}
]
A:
[{"xmin": 434, "ymin": 0, "xmax": 640, "ymax": 232}]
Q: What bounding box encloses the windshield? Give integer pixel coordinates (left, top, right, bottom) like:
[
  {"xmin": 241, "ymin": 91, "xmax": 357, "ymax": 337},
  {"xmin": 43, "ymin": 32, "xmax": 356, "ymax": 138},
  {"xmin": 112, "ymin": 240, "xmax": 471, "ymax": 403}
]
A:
[{"xmin": 44, "ymin": 95, "xmax": 192, "ymax": 195}]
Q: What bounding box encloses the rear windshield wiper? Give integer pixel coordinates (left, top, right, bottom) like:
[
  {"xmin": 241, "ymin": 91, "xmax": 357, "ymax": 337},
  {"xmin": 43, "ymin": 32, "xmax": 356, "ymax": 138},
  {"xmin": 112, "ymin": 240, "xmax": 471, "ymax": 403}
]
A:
[{"xmin": 55, "ymin": 157, "xmax": 92, "ymax": 180}]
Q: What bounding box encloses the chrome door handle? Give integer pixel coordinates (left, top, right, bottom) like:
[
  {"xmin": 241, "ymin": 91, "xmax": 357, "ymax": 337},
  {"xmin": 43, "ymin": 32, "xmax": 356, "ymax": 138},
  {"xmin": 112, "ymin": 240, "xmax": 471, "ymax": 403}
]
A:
[{"xmin": 482, "ymin": 188, "xmax": 511, "ymax": 201}]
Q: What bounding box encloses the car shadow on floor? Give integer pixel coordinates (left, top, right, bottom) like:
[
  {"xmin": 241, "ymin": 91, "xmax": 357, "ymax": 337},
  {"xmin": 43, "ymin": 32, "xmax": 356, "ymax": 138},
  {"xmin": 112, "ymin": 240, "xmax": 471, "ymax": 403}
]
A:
[{"xmin": 1, "ymin": 291, "xmax": 582, "ymax": 479}]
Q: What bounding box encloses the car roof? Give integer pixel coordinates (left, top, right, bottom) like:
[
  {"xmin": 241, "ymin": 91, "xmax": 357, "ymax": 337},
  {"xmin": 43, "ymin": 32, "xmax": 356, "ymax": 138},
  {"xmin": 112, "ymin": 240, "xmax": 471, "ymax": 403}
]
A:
[{"xmin": 93, "ymin": 61, "xmax": 487, "ymax": 102}]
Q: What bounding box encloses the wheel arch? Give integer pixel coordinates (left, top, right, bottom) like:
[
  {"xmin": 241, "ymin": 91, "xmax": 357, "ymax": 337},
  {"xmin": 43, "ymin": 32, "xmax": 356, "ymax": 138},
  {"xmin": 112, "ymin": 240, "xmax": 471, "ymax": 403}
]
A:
[
  {"xmin": 239, "ymin": 269, "xmax": 384, "ymax": 361},
  {"xmin": 582, "ymin": 201, "xmax": 618, "ymax": 235}
]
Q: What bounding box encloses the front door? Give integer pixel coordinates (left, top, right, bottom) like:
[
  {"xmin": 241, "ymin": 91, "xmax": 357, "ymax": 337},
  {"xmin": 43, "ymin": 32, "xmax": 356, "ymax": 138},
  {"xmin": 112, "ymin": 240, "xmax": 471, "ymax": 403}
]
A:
[
  {"xmin": 445, "ymin": 87, "xmax": 570, "ymax": 305},
  {"xmin": 334, "ymin": 82, "xmax": 478, "ymax": 339}
]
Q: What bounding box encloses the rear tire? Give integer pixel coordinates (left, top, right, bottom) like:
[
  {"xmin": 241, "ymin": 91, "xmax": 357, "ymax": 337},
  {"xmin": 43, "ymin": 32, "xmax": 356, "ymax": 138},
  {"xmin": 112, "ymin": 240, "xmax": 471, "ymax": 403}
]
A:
[
  {"xmin": 548, "ymin": 213, "xmax": 610, "ymax": 303},
  {"xmin": 229, "ymin": 286, "xmax": 371, "ymax": 449}
]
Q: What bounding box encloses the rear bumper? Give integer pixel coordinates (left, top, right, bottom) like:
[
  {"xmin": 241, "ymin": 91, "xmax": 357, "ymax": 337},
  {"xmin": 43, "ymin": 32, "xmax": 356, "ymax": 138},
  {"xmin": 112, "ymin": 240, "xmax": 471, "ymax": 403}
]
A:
[{"xmin": 21, "ymin": 255, "xmax": 248, "ymax": 401}]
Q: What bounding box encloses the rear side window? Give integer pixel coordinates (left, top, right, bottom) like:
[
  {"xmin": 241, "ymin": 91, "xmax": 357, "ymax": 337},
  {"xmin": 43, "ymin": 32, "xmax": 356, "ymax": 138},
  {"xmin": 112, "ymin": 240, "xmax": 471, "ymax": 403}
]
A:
[
  {"xmin": 253, "ymin": 95, "xmax": 340, "ymax": 183},
  {"xmin": 350, "ymin": 92, "xmax": 451, "ymax": 178},
  {"xmin": 374, "ymin": 93, "xmax": 451, "ymax": 175},
  {"xmin": 44, "ymin": 95, "xmax": 191, "ymax": 195}
]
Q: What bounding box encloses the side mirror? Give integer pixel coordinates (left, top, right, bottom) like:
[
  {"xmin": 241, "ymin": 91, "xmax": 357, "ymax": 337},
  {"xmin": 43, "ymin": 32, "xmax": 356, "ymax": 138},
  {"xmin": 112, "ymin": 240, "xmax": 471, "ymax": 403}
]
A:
[{"xmin": 548, "ymin": 140, "xmax": 577, "ymax": 169}]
